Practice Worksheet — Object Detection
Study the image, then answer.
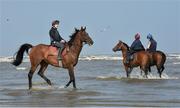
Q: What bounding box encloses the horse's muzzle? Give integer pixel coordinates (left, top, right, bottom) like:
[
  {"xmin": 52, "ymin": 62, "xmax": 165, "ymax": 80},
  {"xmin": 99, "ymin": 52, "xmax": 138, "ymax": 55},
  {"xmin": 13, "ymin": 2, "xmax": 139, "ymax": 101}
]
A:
[
  {"xmin": 88, "ymin": 40, "xmax": 94, "ymax": 46},
  {"xmin": 112, "ymin": 48, "xmax": 117, "ymax": 52}
]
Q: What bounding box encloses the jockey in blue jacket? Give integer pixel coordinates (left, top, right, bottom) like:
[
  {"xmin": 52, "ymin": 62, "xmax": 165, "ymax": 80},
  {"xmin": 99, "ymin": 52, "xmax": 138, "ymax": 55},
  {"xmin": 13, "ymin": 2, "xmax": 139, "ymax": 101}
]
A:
[
  {"xmin": 146, "ymin": 34, "xmax": 157, "ymax": 52},
  {"xmin": 125, "ymin": 33, "xmax": 145, "ymax": 64}
]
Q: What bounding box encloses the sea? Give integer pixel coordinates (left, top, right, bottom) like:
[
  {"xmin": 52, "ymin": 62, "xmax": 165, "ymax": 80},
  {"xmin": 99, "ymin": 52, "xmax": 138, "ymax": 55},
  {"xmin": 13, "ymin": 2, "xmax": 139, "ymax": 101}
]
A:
[{"xmin": 0, "ymin": 54, "xmax": 180, "ymax": 107}]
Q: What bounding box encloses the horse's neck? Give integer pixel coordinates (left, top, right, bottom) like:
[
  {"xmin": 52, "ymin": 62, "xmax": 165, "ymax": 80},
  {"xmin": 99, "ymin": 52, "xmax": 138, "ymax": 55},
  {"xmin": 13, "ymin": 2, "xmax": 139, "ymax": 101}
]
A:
[
  {"xmin": 121, "ymin": 50, "xmax": 127, "ymax": 59},
  {"xmin": 121, "ymin": 46, "xmax": 128, "ymax": 59},
  {"xmin": 69, "ymin": 37, "xmax": 83, "ymax": 59}
]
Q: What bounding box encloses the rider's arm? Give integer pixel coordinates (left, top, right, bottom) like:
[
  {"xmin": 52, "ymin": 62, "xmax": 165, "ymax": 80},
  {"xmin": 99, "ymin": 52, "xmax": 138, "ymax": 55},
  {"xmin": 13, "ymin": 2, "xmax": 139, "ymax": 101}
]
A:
[
  {"xmin": 57, "ymin": 31, "xmax": 64, "ymax": 42},
  {"xmin": 147, "ymin": 41, "xmax": 151, "ymax": 49},
  {"xmin": 140, "ymin": 41, "xmax": 145, "ymax": 50}
]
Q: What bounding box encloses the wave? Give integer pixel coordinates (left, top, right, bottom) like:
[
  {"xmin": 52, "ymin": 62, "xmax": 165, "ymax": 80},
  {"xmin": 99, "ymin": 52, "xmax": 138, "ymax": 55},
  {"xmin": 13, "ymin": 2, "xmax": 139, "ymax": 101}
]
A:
[
  {"xmin": 79, "ymin": 55, "xmax": 123, "ymax": 61},
  {"xmin": 167, "ymin": 54, "xmax": 180, "ymax": 60},
  {"xmin": 0, "ymin": 53, "xmax": 179, "ymax": 62},
  {"xmin": 0, "ymin": 56, "xmax": 29, "ymax": 63},
  {"xmin": 173, "ymin": 62, "xmax": 180, "ymax": 65},
  {"xmin": 0, "ymin": 55, "xmax": 123, "ymax": 62},
  {"xmin": 0, "ymin": 56, "xmax": 13, "ymax": 62},
  {"xmin": 16, "ymin": 67, "xmax": 27, "ymax": 70}
]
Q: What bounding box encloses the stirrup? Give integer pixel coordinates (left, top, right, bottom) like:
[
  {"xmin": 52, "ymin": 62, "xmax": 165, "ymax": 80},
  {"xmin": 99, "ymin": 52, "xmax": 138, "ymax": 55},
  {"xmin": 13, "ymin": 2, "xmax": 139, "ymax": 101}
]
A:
[
  {"xmin": 58, "ymin": 60, "xmax": 63, "ymax": 67},
  {"xmin": 124, "ymin": 60, "xmax": 129, "ymax": 64},
  {"xmin": 58, "ymin": 57, "xmax": 62, "ymax": 60}
]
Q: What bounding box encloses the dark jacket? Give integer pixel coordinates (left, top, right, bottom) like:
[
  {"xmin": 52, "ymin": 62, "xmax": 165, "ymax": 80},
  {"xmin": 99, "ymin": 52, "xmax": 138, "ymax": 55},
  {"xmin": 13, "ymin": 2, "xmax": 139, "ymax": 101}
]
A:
[
  {"xmin": 49, "ymin": 27, "xmax": 64, "ymax": 44},
  {"xmin": 148, "ymin": 39, "xmax": 157, "ymax": 52},
  {"xmin": 130, "ymin": 39, "xmax": 145, "ymax": 51}
]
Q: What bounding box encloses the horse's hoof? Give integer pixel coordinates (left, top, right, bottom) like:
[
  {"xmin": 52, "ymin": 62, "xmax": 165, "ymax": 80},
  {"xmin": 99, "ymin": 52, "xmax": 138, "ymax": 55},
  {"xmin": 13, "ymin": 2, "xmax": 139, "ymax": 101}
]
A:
[
  {"xmin": 29, "ymin": 87, "xmax": 32, "ymax": 90},
  {"xmin": 126, "ymin": 76, "xmax": 129, "ymax": 78},
  {"xmin": 47, "ymin": 80, "xmax": 52, "ymax": 85},
  {"xmin": 28, "ymin": 89, "xmax": 32, "ymax": 95},
  {"xmin": 159, "ymin": 74, "xmax": 162, "ymax": 78},
  {"xmin": 50, "ymin": 82, "xmax": 54, "ymax": 86}
]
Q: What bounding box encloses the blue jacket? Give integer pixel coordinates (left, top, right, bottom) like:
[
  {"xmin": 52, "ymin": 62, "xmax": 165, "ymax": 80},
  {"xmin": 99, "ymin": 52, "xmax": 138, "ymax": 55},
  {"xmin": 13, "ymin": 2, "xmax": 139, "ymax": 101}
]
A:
[
  {"xmin": 148, "ymin": 39, "xmax": 157, "ymax": 51},
  {"xmin": 130, "ymin": 39, "xmax": 145, "ymax": 51}
]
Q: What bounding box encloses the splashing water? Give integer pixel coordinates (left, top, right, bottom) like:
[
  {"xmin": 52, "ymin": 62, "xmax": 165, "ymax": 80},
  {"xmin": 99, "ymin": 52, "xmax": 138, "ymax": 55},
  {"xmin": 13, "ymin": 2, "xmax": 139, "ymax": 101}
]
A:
[
  {"xmin": 16, "ymin": 67, "xmax": 27, "ymax": 70},
  {"xmin": 96, "ymin": 72, "xmax": 178, "ymax": 80}
]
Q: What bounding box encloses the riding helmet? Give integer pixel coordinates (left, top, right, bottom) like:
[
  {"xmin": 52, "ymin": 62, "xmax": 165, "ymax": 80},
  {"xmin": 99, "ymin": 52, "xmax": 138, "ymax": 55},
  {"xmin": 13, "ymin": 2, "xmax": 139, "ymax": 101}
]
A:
[
  {"xmin": 147, "ymin": 33, "xmax": 153, "ymax": 39},
  {"xmin": 52, "ymin": 20, "xmax": 60, "ymax": 26},
  {"xmin": 135, "ymin": 33, "xmax": 140, "ymax": 40}
]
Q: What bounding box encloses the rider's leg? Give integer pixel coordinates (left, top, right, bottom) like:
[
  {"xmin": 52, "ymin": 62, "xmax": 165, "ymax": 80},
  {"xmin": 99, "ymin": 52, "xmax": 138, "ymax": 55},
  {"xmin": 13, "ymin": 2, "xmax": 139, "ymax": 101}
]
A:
[
  {"xmin": 125, "ymin": 51, "xmax": 131, "ymax": 64},
  {"xmin": 54, "ymin": 42, "xmax": 64, "ymax": 60}
]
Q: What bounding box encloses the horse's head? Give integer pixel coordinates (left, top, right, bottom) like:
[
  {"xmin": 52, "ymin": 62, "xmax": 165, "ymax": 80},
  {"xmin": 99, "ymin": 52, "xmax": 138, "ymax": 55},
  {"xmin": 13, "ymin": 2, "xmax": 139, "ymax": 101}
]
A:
[
  {"xmin": 78, "ymin": 26, "xmax": 94, "ymax": 46},
  {"xmin": 113, "ymin": 40, "xmax": 129, "ymax": 52}
]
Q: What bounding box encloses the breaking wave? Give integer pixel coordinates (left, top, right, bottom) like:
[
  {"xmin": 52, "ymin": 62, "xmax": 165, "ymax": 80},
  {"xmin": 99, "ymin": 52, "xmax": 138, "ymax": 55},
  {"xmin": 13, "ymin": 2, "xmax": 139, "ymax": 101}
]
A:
[
  {"xmin": 0, "ymin": 53, "xmax": 179, "ymax": 62},
  {"xmin": 0, "ymin": 55, "xmax": 123, "ymax": 62},
  {"xmin": 16, "ymin": 67, "xmax": 27, "ymax": 70},
  {"xmin": 167, "ymin": 54, "xmax": 180, "ymax": 60}
]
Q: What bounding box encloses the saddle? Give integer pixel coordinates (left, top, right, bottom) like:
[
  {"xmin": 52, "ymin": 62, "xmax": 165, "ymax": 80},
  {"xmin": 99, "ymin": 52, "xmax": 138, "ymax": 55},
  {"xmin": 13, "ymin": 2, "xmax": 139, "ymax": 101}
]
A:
[
  {"xmin": 129, "ymin": 54, "xmax": 134, "ymax": 61},
  {"xmin": 127, "ymin": 51, "xmax": 135, "ymax": 61},
  {"xmin": 48, "ymin": 43, "xmax": 69, "ymax": 60},
  {"xmin": 48, "ymin": 45, "xmax": 69, "ymax": 67}
]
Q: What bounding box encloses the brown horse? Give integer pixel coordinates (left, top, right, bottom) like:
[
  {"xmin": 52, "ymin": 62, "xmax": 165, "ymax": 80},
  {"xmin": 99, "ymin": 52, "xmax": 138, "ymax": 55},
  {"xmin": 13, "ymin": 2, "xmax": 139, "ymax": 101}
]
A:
[
  {"xmin": 147, "ymin": 51, "xmax": 166, "ymax": 78},
  {"xmin": 12, "ymin": 27, "xmax": 94, "ymax": 89},
  {"xmin": 113, "ymin": 40, "xmax": 150, "ymax": 78}
]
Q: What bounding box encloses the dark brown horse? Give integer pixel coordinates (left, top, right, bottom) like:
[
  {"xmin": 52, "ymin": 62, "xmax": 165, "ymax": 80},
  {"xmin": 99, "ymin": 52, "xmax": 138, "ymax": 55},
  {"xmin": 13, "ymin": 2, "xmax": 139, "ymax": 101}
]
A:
[
  {"xmin": 147, "ymin": 51, "xmax": 166, "ymax": 78},
  {"xmin": 113, "ymin": 40, "xmax": 150, "ymax": 78},
  {"xmin": 12, "ymin": 27, "xmax": 94, "ymax": 89}
]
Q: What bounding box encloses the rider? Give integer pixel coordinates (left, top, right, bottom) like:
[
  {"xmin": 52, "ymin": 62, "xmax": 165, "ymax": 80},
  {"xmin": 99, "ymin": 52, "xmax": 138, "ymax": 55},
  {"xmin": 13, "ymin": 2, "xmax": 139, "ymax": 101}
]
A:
[
  {"xmin": 49, "ymin": 20, "xmax": 66, "ymax": 60},
  {"xmin": 125, "ymin": 33, "xmax": 145, "ymax": 64},
  {"xmin": 146, "ymin": 33, "xmax": 157, "ymax": 52}
]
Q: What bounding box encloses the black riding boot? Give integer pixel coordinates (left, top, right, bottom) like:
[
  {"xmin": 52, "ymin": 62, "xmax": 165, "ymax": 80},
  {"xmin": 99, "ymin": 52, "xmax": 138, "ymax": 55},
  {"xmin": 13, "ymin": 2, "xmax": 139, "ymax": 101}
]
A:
[
  {"xmin": 58, "ymin": 48, "xmax": 62, "ymax": 60},
  {"xmin": 125, "ymin": 51, "xmax": 131, "ymax": 64}
]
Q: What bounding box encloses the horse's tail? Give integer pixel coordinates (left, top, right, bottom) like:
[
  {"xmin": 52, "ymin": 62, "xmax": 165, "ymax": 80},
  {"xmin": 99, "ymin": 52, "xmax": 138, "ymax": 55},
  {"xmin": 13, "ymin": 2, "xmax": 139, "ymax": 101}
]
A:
[
  {"xmin": 156, "ymin": 51, "xmax": 166, "ymax": 72},
  {"xmin": 12, "ymin": 43, "xmax": 33, "ymax": 66},
  {"xmin": 157, "ymin": 51, "xmax": 166, "ymax": 64}
]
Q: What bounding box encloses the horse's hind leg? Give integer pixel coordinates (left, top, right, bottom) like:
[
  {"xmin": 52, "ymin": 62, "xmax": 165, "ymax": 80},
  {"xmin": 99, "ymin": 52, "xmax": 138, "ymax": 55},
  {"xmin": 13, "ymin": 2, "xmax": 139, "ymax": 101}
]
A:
[
  {"xmin": 28, "ymin": 66, "xmax": 38, "ymax": 90},
  {"xmin": 38, "ymin": 61, "xmax": 51, "ymax": 85},
  {"xmin": 149, "ymin": 67, "xmax": 151, "ymax": 73},
  {"xmin": 140, "ymin": 66, "xmax": 149, "ymax": 76},
  {"xmin": 161, "ymin": 65, "xmax": 165, "ymax": 72},
  {"xmin": 157, "ymin": 65, "xmax": 164, "ymax": 78},
  {"xmin": 140, "ymin": 70, "xmax": 143, "ymax": 76},
  {"xmin": 157, "ymin": 66, "xmax": 164, "ymax": 78},
  {"xmin": 28, "ymin": 55, "xmax": 42, "ymax": 89},
  {"xmin": 141, "ymin": 66, "xmax": 148, "ymax": 78}
]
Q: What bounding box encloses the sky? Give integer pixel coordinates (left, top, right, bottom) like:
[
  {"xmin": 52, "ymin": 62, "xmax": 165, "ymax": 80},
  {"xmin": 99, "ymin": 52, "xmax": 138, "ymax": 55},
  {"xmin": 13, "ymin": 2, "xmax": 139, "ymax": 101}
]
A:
[{"xmin": 0, "ymin": 0, "xmax": 180, "ymax": 56}]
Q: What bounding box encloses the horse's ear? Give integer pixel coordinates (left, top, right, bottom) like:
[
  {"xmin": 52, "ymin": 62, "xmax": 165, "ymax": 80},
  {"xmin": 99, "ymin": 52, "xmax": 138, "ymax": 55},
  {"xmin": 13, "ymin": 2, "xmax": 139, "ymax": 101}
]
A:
[
  {"xmin": 75, "ymin": 27, "xmax": 78, "ymax": 32},
  {"xmin": 119, "ymin": 40, "xmax": 122, "ymax": 43},
  {"xmin": 81, "ymin": 26, "xmax": 83, "ymax": 31},
  {"xmin": 84, "ymin": 26, "xmax": 86, "ymax": 30}
]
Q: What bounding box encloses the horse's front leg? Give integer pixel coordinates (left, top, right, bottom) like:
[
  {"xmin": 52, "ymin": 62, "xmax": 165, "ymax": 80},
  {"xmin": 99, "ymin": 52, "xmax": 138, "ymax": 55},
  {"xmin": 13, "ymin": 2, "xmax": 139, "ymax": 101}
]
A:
[
  {"xmin": 65, "ymin": 65, "xmax": 76, "ymax": 88},
  {"xmin": 124, "ymin": 66, "xmax": 132, "ymax": 78}
]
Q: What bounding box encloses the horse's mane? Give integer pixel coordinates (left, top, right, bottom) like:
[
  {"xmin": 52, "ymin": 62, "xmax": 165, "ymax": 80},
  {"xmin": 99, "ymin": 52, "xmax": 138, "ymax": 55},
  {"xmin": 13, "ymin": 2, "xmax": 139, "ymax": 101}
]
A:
[
  {"xmin": 68, "ymin": 29, "xmax": 79, "ymax": 46},
  {"xmin": 122, "ymin": 42, "xmax": 130, "ymax": 51}
]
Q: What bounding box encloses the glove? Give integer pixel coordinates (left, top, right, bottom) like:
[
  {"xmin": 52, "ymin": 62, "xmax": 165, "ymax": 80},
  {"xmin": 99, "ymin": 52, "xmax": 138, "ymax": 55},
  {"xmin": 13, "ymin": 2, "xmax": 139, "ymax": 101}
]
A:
[{"xmin": 60, "ymin": 40, "xmax": 66, "ymax": 43}]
